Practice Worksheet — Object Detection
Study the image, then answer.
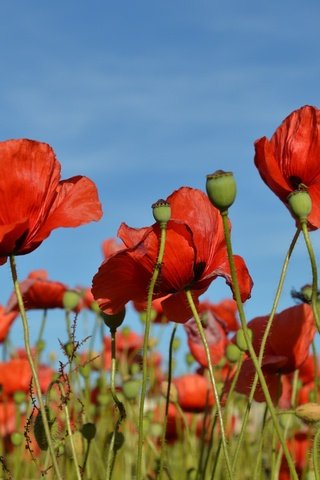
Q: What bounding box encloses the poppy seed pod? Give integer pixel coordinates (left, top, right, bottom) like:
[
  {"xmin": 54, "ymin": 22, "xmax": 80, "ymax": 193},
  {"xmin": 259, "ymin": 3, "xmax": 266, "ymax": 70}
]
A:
[
  {"xmin": 102, "ymin": 308, "xmax": 126, "ymax": 331},
  {"xmin": 152, "ymin": 199, "xmax": 171, "ymax": 224},
  {"xmin": 206, "ymin": 170, "xmax": 237, "ymax": 212},
  {"xmin": 236, "ymin": 328, "xmax": 253, "ymax": 352},
  {"xmin": 287, "ymin": 190, "xmax": 312, "ymax": 222}
]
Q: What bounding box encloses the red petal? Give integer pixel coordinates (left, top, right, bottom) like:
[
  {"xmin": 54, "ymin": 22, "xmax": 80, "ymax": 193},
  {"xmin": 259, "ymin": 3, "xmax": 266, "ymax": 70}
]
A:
[{"xmin": 33, "ymin": 176, "xmax": 102, "ymax": 244}]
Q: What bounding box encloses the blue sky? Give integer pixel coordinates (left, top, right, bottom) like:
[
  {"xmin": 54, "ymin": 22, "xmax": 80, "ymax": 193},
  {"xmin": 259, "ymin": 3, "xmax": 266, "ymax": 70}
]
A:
[{"xmin": 2, "ymin": 1, "xmax": 320, "ymax": 363}]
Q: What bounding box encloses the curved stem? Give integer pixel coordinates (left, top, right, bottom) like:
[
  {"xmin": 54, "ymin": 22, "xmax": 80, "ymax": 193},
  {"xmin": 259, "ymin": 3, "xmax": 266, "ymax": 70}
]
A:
[
  {"xmin": 9, "ymin": 255, "xmax": 63, "ymax": 480},
  {"xmin": 220, "ymin": 212, "xmax": 298, "ymax": 480},
  {"xmin": 136, "ymin": 223, "xmax": 168, "ymax": 480},
  {"xmin": 106, "ymin": 328, "xmax": 126, "ymax": 480},
  {"xmin": 232, "ymin": 228, "xmax": 300, "ymax": 472},
  {"xmin": 301, "ymin": 221, "xmax": 320, "ymax": 332},
  {"xmin": 185, "ymin": 289, "xmax": 232, "ymax": 479},
  {"xmin": 158, "ymin": 324, "xmax": 177, "ymax": 480}
]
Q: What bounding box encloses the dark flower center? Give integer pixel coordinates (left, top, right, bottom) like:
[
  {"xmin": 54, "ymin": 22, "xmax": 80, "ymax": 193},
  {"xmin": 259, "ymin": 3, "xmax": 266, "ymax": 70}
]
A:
[{"xmin": 289, "ymin": 176, "xmax": 303, "ymax": 190}]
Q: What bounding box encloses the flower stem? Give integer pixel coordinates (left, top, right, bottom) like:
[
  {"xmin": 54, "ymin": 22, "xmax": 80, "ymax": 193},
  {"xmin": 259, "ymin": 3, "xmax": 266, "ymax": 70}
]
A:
[
  {"xmin": 232, "ymin": 227, "xmax": 300, "ymax": 472},
  {"xmin": 136, "ymin": 223, "xmax": 168, "ymax": 480},
  {"xmin": 158, "ymin": 324, "xmax": 177, "ymax": 480},
  {"xmin": 9, "ymin": 254, "xmax": 63, "ymax": 480},
  {"xmin": 185, "ymin": 288, "xmax": 232, "ymax": 479},
  {"xmin": 220, "ymin": 212, "xmax": 298, "ymax": 480},
  {"xmin": 106, "ymin": 327, "xmax": 126, "ymax": 480},
  {"xmin": 301, "ymin": 221, "xmax": 320, "ymax": 332}
]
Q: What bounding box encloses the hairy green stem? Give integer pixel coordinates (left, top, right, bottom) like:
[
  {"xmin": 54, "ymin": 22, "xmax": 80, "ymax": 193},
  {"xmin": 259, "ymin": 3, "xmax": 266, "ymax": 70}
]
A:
[
  {"xmin": 220, "ymin": 212, "xmax": 298, "ymax": 480},
  {"xmin": 185, "ymin": 288, "xmax": 232, "ymax": 479},
  {"xmin": 232, "ymin": 228, "xmax": 300, "ymax": 472},
  {"xmin": 158, "ymin": 324, "xmax": 177, "ymax": 480},
  {"xmin": 106, "ymin": 328, "xmax": 126, "ymax": 480},
  {"xmin": 301, "ymin": 221, "xmax": 320, "ymax": 332},
  {"xmin": 9, "ymin": 255, "xmax": 63, "ymax": 480},
  {"xmin": 136, "ymin": 223, "xmax": 168, "ymax": 480}
]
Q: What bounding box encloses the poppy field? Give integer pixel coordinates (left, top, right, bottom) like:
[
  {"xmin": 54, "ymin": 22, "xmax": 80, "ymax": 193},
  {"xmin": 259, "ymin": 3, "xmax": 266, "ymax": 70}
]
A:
[{"xmin": 1, "ymin": 105, "xmax": 320, "ymax": 479}]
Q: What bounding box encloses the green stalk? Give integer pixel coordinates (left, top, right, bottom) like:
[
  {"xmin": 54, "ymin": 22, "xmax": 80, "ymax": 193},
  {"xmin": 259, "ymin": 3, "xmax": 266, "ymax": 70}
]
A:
[
  {"xmin": 185, "ymin": 289, "xmax": 232, "ymax": 479},
  {"xmin": 313, "ymin": 427, "xmax": 320, "ymax": 480},
  {"xmin": 136, "ymin": 223, "xmax": 168, "ymax": 480},
  {"xmin": 9, "ymin": 255, "xmax": 63, "ymax": 480},
  {"xmin": 232, "ymin": 228, "xmax": 300, "ymax": 472},
  {"xmin": 220, "ymin": 212, "xmax": 298, "ymax": 480},
  {"xmin": 301, "ymin": 221, "xmax": 320, "ymax": 332},
  {"xmin": 106, "ymin": 328, "xmax": 126, "ymax": 480},
  {"xmin": 158, "ymin": 324, "xmax": 177, "ymax": 480}
]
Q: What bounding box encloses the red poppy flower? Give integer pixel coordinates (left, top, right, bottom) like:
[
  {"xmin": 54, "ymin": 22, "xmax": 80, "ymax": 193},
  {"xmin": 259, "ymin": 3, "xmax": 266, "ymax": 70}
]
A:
[
  {"xmin": 133, "ymin": 296, "xmax": 170, "ymax": 324},
  {"xmin": 201, "ymin": 299, "xmax": 240, "ymax": 332},
  {"xmin": 6, "ymin": 270, "xmax": 68, "ymax": 311},
  {"xmin": 102, "ymin": 238, "xmax": 123, "ymax": 259},
  {"xmin": 254, "ymin": 105, "xmax": 320, "ymax": 229},
  {"xmin": 172, "ymin": 373, "xmax": 214, "ymax": 412},
  {"xmin": 0, "ymin": 138, "xmax": 102, "ymax": 263},
  {"xmin": 185, "ymin": 309, "xmax": 228, "ymax": 368},
  {"xmin": 232, "ymin": 304, "xmax": 316, "ymax": 402},
  {"xmin": 0, "ymin": 306, "xmax": 18, "ymax": 342},
  {"xmin": 279, "ymin": 432, "xmax": 309, "ymax": 480},
  {"xmin": 92, "ymin": 187, "xmax": 253, "ymax": 324},
  {"xmin": 0, "ymin": 358, "xmax": 53, "ymax": 395},
  {"xmin": 0, "ymin": 401, "xmax": 16, "ymax": 436}
]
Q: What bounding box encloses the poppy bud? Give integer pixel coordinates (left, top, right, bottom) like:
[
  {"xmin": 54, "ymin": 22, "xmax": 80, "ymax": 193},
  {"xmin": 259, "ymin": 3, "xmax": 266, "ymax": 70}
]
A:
[
  {"xmin": 172, "ymin": 337, "xmax": 181, "ymax": 351},
  {"xmin": 101, "ymin": 308, "xmax": 126, "ymax": 331},
  {"xmin": 226, "ymin": 343, "xmax": 241, "ymax": 363},
  {"xmin": 295, "ymin": 403, "xmax": 320, "ymax": 423},
  {"xmin": 236, "ymin": 328, "xmax": 253, "ymax": 352},
  {"xmin": 301, "ymin": 284, "xmax": 313, "ymax": 303},
  {"xmin": 81, "ymin": 422, "xmax": 96, "ymax": 441},
  {"xmin": 11, "ymin": 432, "xmax": 23, "ymax": 446},
  {"xmin": 287, "ymin": 189, "xmax": 312, "ymax": 222},
  {"xmin": 206, "ymin": 170, "xmax": 237, "ymax": 212},
  {"xmin": 63, "ymin": 290, "xmax": 81, "ymax": 311},
  {"xmin": 122, "ymin": 379, "xmax": 141, "ymax": 400},
  {"xmin": 185, "ymin": 352, "xmax": 195, "ymax": 366},
  {"xmin": 152, "ymin": 199, "xmax": 171, "ymax": 224},
  {"xmin": 106, "ymin": 431, "xmax": 125, "ymax": 451}
]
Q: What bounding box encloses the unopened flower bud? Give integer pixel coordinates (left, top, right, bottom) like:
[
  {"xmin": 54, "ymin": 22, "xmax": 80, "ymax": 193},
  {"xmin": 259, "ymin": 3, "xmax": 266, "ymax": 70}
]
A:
[
  {"xmin": 63, "ymin": 290, "xmax": 81, "ymax": 311},
  {"xmin": 152, "ymin": 199, "xmax": 171, "ymax": 224},
  {"xmin": 287, "ymin": 190, "xmax": 312, "ymax": 222},
  {"xmin": 236, "ymin": 328, "xmax": 253, "ymax": 352},
  {"xmin": 80, "ymin": 422, "xmax": 96, "ymax": 441},
  {"xmin": 122, "ymin": 379, "xmax": 141, "ymax": 400},
  {"xmin": 185, "ymin": 352, "xmax": 195, "ymax": 366},
  {"xmin": 295, "ymin": 403, "xmax": 320, "ymax": 423},
  {"xmin": 206, "ymin": 170, "xmax": 237, "ymax": 212},
  {"xmin": 226, "ymin": 344, "xmax": 241, "ymax": 363},
  {"xmin": 102, "ymin": 308, "xmax": 126, "ymax": 331}
]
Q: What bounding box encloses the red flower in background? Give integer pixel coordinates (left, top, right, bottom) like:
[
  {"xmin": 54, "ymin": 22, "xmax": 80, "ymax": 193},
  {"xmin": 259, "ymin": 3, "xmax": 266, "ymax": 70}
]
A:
[
  {"xmin": 133, "ymin": 296, "xmax": 170, "ymax": 324},
  {"xmin": 0, "ymin": 306, "xmax": 18, "ymax": 342},
  {"xmin": 0, "ymin": 358, "xmax": 53, "ymax": 396},
  {"xmin": 0, "ymin": 139, "xmax": 102, "ymax": 264},
  {"xmin": 254, "ymin": 105, "xmax": 320, "ymax": 229},
  {"xmin": 92, "ymin": 187, "xmax": 253, "ymax": 324},
  {"xmin": 201, "ymin": 299, "xmax": 240, "ymax": 332},
  {"xmin": 6, "ymin": 270, "xmax": 68, "ymax": 311},
  {"xmin": 102, "ymin": 238, "xmax": 123, "ymax": 259},
  {"xmin": 232, "ymin": 304, "xmax": 316, "ymax": 402},
  {"xmin": 279, "ymin": 432, "xmax": 309, "ymax": 480},
  {"xmin": 172, "ymin": 373, "xmax": 214, "ymax": 412},
  {"xmin": 185, "ymin": 309, "xmax": 228, "ymax": 368}
]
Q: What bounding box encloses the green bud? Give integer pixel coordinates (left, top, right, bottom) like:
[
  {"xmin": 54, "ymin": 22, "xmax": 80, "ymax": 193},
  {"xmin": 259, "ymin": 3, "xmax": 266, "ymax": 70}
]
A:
[
  {"xmin": 97, "ymin": 393, "xmax": 110, "ymax": 406},
  {"xmin": 79, "ymin": 364, "xmax": 91, "ymax": 378},
  {"xmin": 139, "ymin": 308, "xmax": 157, "ymax": 324},
  {"xmin": 62, "ymin": 290, "xmax": 81, "ymax": 311},
  {"xmin": 287, "ymin": 189, "xmax": 312, "ymax": 222},
  {"xmin": 34, "ymin": 407, "xmax": 55, "ymax": 451},
  {"xmin": 236, "ymin": 328, "xmax": 253, "ymax": 352},
  {"xmin": 152, "ymin": 199, "xmax": 171, "ymax": 224},
  {"xmin": 185, "ymin": 352, "xmax": 195, "ymax": 366},
  {"xmin": 11, "ymin": 432, "xmax": 23, "ymax": 446},
  {"xmin": 301, "ymin": 285, "xmax": 313, "ymax": 302},
  {"xmin": 122, "ymin": 379, "xmax": 141, "ymax": 400},
  {"xmin": 172, "ymin": 337, "xmax": 181, "ymax": 351},
  {"xmin": 206, "ymin": 170, "xmax": 237, "ymax": 212},
  {"xmin": 150, "ymin": 422, "xmax": 163, "ymax": 438},
  {"xmin": 102, "ymin": 308, "xmax": 126, "ymax": 331},
  {"xmin": 226, "ymin": 344, "xmax": 241, "ymax": 363},
  {"xmin": 13, "ymin": 391, "xmax": 26, "ymax": 405}
]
